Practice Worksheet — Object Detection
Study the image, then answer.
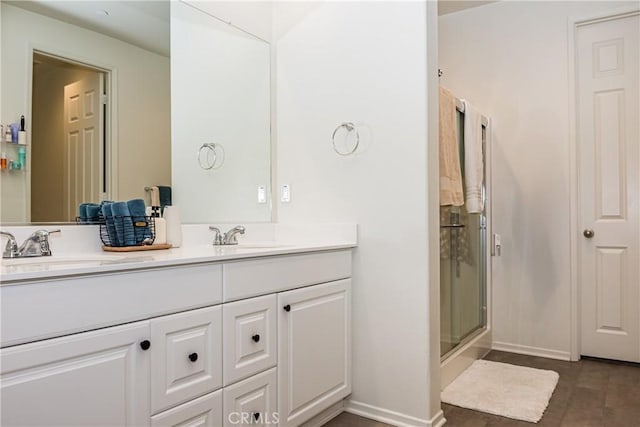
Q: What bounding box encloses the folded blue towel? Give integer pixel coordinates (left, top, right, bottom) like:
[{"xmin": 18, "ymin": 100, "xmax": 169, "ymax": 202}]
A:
[
  {"xmin": 101, "ymin": 203, "xmax": 119, "ymax": 246},
  {"xmin": 111, "ymin": 202, "xmax": 135, "ymax": 246},
  {"xmin": 127, "ymin": 199, "xmax": 151, "ymax": 243},
  {"xmin": 86, "ymin": 204, "xmax": 101, "ymax": 223}
]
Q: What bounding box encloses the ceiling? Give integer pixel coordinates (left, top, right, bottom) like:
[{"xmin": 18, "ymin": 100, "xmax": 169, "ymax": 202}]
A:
[
  {"xmin": 438, "ymin": 1, "xmax": 498, "ymax": 16},
  {"xmin": 9, "ymin": 0, "xmax": 496, "ymax": 55},
  {"xmin": 7, "ymin": 0, "xmax": 170, "ymax": 57}
]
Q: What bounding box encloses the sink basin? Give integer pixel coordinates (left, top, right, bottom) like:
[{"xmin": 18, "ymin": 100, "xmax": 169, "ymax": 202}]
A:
[
  {"xmin": 230, "ymin": 243, "xmax": 294, "ymax": 250},
  {"xmin": 1, "ymin": 255, "xmax": 150, "ymax": 268}
]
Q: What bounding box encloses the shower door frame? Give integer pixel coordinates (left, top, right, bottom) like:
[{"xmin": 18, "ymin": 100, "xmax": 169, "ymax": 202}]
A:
[{"xmin": 440, "ymin": 118, "xmax": 493, "ymax": 389}]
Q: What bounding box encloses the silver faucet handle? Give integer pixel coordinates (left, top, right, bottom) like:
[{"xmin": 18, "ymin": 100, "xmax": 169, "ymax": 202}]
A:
[
  {"xmin": 32, "ymin": 229, "xmax": 61, "ymax": 256},
  {"xmin": 0, "ymin": 231, "xmax": 19, "ymax": 258},
  {"xmin": 209, "ymin": 226, "xmax": 223, "ymax": 246}
]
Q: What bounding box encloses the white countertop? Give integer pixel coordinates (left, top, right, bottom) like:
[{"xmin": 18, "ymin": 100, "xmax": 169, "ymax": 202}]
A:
[
  {"xmin": 0, "ymin": 223, "xmax": 358, "ymax": 284},
  {"xmin": 0, "ymin": 242, "xmax": 355, "ymax": 284}
]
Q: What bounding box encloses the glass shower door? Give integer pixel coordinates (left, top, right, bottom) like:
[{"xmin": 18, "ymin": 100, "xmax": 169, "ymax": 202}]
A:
[{"xmin": 440, "ymin": 120, "xmax": 487, "ymax": 358}]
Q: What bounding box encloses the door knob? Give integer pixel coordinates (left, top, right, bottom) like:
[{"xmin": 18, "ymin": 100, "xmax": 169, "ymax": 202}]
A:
[{"xmin": 583, "ymin": 229, "xmax": 595, "ymax": 238}]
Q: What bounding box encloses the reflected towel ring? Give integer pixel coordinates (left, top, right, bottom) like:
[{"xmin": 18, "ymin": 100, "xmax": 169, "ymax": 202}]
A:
[
  {"xmin": 332, "ymin": 122, "xmax": 360, "ymax": 156},
  {"xmin": 197, "ymin": 143, "xmax": 225, "ymax": 170}
]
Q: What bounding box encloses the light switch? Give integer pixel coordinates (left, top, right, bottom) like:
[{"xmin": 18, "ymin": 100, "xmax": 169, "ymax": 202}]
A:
[
  {"xmin": 281, "ymin": 184, "xmax": 291, "ymax": 203},
  {"xmin": 493, "ymin": 233, "xmax": 501, "ymax": 256},
  {"xmin": 257, "ymin": 186, "xmax": 266, "ymax": 204}
]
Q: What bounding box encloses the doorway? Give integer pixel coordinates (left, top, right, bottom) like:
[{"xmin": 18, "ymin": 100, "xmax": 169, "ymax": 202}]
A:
[
  {"xmin": 31, "ymin": 52, "xmax": 109, "ymax": 222},
  {"xmin": 574, "ymin": 11, "xmax": 639, "ymax": 363}
]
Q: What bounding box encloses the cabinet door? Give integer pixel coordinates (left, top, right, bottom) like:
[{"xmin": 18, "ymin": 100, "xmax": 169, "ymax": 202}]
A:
[
  {"xmin": 278, "ymin": 279, "xmax": 351, "ymax": 426},
  {"xmin": 1, "ymin": 321, "xmax": 150, "ymax": 426},
  {"xmin": 223, "ymin": 294, "xmax": 277, "ymax": 385},
  {"xmin": 151, "ymin": 305, "xmax": 223, "ymax": 414},
  {"xmin": 151, "ymin": 389, "xmax": 222, "ymax": 427},
  {"xmin": 223, "ymin": 367, "xmax": 277, "ymax": 427}
]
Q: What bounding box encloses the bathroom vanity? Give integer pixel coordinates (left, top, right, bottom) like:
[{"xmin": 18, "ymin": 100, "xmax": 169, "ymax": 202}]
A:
[{"xmin": 0, "ymin": 234, "xmax": 354, "ymax": 427}]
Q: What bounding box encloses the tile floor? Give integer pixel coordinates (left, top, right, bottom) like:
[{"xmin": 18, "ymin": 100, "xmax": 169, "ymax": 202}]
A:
[{"xmin": 322, "ymin": 350, "xmax": 640, "ymax": 427}]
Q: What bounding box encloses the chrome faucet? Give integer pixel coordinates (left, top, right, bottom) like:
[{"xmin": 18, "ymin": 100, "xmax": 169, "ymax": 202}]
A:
[
  {"xmin": 1, "ymin": 229, "xmax": 61, "ymax": 258},
  {"xmin": 223, "ymin": 226, "xmax": 245, "ymax": 245},
  {"xmin": 209, "ymin": 225, "xmax": 245, "ymax": 246}
]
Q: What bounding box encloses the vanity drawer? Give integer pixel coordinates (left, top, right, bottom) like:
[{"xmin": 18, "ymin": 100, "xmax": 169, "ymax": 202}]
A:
[
  {"xmin": 150, "ymin": 306, "xmax": 223, "ymax": 414},
  {"xmin": 223, "ymin": 295, "xmax": 277, "ymax": 386},
  {"xmin": 1, "ymin": 264, "xmax": 223, "ymax": 348},
  {"xmin": 223, "ymin": 367, "xmax": 277, "ymax": 427},
  {"xmin": 151, "ymin": 389, "xmax": 222, "ymax": 427},
  {"xmin": 223, "ymin": 250, "xmax": 351, "ymax": 302}
]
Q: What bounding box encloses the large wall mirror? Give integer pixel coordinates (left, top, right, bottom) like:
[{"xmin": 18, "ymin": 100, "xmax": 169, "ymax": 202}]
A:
[{"xmin": 0, "ymin": 0, "xmax": 272, "ymax": 225}]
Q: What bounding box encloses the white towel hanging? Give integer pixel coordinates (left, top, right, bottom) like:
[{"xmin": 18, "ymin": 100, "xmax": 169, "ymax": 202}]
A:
[{"xmin": 462, "ymin": 100, "xmax": 484, "ymax": 213}]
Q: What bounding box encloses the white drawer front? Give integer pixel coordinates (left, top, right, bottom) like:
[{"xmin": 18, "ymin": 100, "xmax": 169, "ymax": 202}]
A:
[
  {"xmin": 1, "ymin": 264, "xmax": 223, "ymax": 348},
  {"xmin": 223, "ymin": 295, "xmax": 277, "ymax": 386},
  {"xmin": 223, "ymin": 250, "xmax": 351, "ymax": 302},
  {"xmin": 151, "ymin": 389, "xmax": 223, "ymax": 427},
  {"xmin": 151, "ymin": 306, "xmax": 223, "ymax": 414},
  {"xmin": 223, "ymin": 368, "xmax": 277, "ymax": 427}
]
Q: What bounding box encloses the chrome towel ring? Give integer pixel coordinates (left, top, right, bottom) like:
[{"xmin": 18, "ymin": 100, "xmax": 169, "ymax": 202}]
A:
[
  {"xmin": 332, "ymin": 122, "xmax": 360, "ymax": 156},
  {"xmin": 197, "ymin": 143, "xmax": 225, "ymax": 170}
]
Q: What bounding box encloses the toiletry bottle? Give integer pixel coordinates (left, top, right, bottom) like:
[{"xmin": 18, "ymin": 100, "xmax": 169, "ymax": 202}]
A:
[
  {"xmin": 4, "ymin": 125, "xmax": 11, "ymax": 142},
  {"xmin": 152, "ymin": 208, "xmax": 167, "ymax": 245},
  {"xmin": 1, "ymin": 152, "xmax": 7, "ymax": 170},
  {"xmin": 18, "ymin": 116, "xmax": 26, "ymax": 145},
  {"xmin": 10, "ymin": 123, "xmax": 18, "ymax": 144},
  {"xmin": 18, "ymin": 147, "xmax": 26, "ymax": 169},
  {"xmin": 163, "ymin": 206, "xmax": 182, "ymax": 248}
]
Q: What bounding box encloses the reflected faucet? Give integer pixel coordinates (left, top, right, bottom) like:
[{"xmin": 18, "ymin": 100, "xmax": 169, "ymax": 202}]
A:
[{"xmin": 1, "ymin": 229, "xmax": 61, "ymax": 258}]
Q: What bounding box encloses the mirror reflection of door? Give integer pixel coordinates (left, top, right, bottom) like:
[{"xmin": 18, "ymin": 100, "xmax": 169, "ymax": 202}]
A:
[{"xmin": 31, "ymin": 52, "xmax": 108, "ymax": 222}]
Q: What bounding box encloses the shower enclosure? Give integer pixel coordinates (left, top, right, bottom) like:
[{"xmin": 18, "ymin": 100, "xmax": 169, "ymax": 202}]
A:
[{"xmin": 440, "ymin": 108, "xmax": 489, "ymax": 361}]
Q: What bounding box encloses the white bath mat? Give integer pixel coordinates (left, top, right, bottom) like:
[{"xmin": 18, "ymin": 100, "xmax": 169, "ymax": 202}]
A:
[{"xmin": 441, "ymin": 360, "xmax": 559, "ymax": 423}]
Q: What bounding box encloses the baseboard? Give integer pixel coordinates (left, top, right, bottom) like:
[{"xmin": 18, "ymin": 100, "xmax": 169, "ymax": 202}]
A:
[
  {"xmin": 492, "ymin": 341, "xmax": 571, "ymax": 361},
  {"xmin": 345, "ymin": 400, "xmax": 444, "ymax": 427},
  {"xmin": 430, "ymin": 410, "xmax": 446, "ymax": 427},
  {"xmin": 301, "ymin": 400, "xmax": 345, "ymax": 427}
]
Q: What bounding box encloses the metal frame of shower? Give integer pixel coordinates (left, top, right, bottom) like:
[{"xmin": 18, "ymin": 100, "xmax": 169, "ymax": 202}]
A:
[{"xmin": 440, "ymin": 99, "xmax": 492, "ymax": 370}]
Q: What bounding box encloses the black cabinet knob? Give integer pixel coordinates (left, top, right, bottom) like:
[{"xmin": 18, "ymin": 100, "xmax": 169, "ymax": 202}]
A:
[
  {"xmin": 253, "ymin": 413, "xmax": 260, "ymax": 421},
  {"xmin": 252, "ymin": 334, "xmax": 260, "ymax": 343},
  {"xmin": 140, "ymin": 340, "xmax": 151, "ymax": 350},
  {"xmin": 283, "ymin": 304, "xmax": 291, "ymax": 312},
  {"xmin": 188, "ymin": 352, "xmax": 198, "ymax": 362}
]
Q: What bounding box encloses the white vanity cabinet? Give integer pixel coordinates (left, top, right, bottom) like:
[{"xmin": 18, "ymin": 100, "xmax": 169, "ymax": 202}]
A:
[
  {"xmin": 0, "ymin": 249, "xmax": 353, "ymax": 426},
  {"xmin": 0, "ymin": 321, "xmax": 151, "ymax": 426},
  {"xmin": 278, "ymin": 279, "xmax": 352, "ymax": 427}
]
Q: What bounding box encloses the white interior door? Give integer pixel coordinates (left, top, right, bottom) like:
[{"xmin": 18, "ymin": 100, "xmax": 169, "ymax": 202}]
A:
[
  {"xmin": 578, "ymin": 12, "xmax": 640, "ymax": 362},
  {"xmin": 63, "ymin": 74, "xmax": 103, "ymax": 221}
]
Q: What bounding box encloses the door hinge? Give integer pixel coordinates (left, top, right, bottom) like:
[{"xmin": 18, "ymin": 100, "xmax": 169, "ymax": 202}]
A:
[{"xmin": 100, "ymin": 94, "xmax": 108, "ymax": 105}]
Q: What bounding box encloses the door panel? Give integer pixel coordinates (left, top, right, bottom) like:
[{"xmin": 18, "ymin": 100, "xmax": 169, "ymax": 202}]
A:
[
  {"xmin": 63, "ymin": 74, "xmax": 103, "ymax": 220},
  {"xmin": 578, "ymin": 12, "xmax": 639, "ymax": 362}
]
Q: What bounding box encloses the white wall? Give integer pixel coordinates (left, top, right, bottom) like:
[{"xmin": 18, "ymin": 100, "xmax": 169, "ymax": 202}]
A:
[
  {"xmin": 0, "ymin": 3, "xmax": 170, "ymax": 222},
  {"xmin": 275, "ymin": 2, "xmax": 440, "ymax": 424},
  {"xmin": 439, "ymin": 0, "xmax": 633, "ymax": 359}
]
